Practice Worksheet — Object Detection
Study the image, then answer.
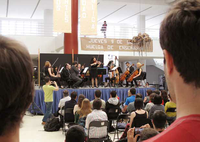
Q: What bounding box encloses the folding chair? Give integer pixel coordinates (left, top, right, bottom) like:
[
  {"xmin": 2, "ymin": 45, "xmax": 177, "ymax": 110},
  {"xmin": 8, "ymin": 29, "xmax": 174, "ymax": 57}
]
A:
[
  {"xmin": 62, "ymin": 107, "xmax": 75, "ymax": 133},
  {"xmin": 107, "ymin": 107, "xmax": 120, "ymax": 132},
  {"xmin": 113, "ymin": 113, "xmax": 130, "ymax": 141},
  {"xmin": 88, "ymin": 121, "xmax": 109, "ymax": 142}
]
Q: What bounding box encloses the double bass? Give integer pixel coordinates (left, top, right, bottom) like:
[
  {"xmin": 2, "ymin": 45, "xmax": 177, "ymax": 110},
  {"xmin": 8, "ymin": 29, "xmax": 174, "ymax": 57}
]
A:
[
  {"xmin": 127, "ymin": 64, "xmax": 144, "ymax": 82},
  {"xmin": 120, "ymin": 64, "xmax": 134, "ymax": 82}
]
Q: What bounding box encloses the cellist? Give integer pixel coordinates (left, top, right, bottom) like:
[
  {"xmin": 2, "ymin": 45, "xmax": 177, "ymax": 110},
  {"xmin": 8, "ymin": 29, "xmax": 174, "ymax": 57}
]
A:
[
  {"xmin": 125, "ymin": 62, "xmax": 135, "ymax": 87},
  {"xmin": 132, "ymin": 62, "xmax": 144, "ymax": 87}
]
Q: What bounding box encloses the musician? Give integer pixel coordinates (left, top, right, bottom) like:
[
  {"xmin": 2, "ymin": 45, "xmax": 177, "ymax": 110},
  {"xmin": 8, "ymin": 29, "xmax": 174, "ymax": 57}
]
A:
[
  {"xmin": 105, "ymin": 61, "xmax": 116, "ymax": 87},
  {"xmin": 70, "ymin": 61, "xmax": 82, "ymax": 88},
  {"xmin": 90, "ymin": 57, "xmax": 101, "ymax": 88},
  {"xmin": 133, "ymin": 62, "xmax": 144, "ymax": 87},
  {"xmin": 44, "ymin": 61, "xmax": 61, "ymax": 87},
  {"xmin": 126, "ymin": 62, "xmax": 135, "ymax": 87},
  {"xmin": 61, "ymin": 63, "xmax": 71, "ymax": 82},
  {"xmin": 77, "ymin": 64, "xmax": 81, "ymax": 77}
]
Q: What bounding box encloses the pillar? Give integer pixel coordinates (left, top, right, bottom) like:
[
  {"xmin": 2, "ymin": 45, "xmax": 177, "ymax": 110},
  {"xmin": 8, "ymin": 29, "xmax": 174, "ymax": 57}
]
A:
[
  {"xmin": 64, "ymin": 0, "xmax": 78, "ymax": 54},
  {"xmin": 137, "ymin": 15, "xmax": 145, "ymax": 34},
  {"xmin": 44, "ymin": 9, "xmax": 53, "ymax": 36}
]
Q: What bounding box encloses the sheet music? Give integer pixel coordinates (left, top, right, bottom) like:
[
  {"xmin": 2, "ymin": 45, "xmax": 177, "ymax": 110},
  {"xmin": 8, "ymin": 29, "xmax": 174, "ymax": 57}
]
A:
[
  {"xmin": 59, "ymin": 67, "xmax": 64, "ymax": 73},
  {"xmin": 83, "ymin": 67, "xmax": 89, "ymax": 73}
]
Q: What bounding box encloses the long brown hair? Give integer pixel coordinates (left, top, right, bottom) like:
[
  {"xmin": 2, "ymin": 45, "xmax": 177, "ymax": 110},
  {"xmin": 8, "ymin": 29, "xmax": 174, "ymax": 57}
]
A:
[
  {"xmin": 79, "ymin": 99, "xmax": 92, "ymax": 118},
  {"xmin": 78, "ymin": 94, "xmax": 85, "ymax": 108},
  {"xmin": 44, "ymin": 61, "xmax": 51, "ymax": 68}
]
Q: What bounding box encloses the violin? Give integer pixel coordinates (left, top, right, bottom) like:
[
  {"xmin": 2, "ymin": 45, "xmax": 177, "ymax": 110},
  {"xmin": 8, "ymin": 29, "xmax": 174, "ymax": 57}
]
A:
[
  {"xmin": 120, "ymin": 64, "xmax": 134, "ymax": 82},
  {"xmin": 127, "ymin": 64, "xmax": 144, "ymax": 82}
]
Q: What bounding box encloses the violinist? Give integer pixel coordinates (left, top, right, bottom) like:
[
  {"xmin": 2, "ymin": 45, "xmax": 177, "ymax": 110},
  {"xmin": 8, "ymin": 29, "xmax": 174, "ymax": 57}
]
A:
[
  {"xmin": 125, "ymin": 62, "xmax": 135, "ymax": 87},
  {"xmin": 133, "ymin": 62, "xmax": 143, "ymax": 87},
  {"xmin": 90, "ymin": 57, "xmax": 101, "ymax": 88},
  {"xmin": 104, "ymin": 61, "xmax": 116, "ymax": 87},
  {"xmin": 44, "ymin": 61, "xmax": 61, "ymax": 88}
]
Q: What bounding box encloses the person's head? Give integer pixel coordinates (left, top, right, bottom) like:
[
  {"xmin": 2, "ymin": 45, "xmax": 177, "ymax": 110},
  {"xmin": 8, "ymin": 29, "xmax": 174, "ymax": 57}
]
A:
[
  {"xmin": 44, "ymin": 77, "xmax": 51, "ymax": 84},
  {"xmin": 153, "ymin": 94, "xmax": 162, "ymax": 105},
  {"xmin": 160, "ymin": 0, "xmax": 200, "ymax": 103},
  {"xmin": 65, "ymin": 63, "xmax": 69, "ymax": 69},
  {"xmin": 65, "ymin": 125, "xmax": 85, "ymax": 142},
  {"xmin": 78, "ymin": 94, "xmax": 85, "ymax": 108},
  {"xmin": 104, "ymin": 21, "xmax": 106, "ymax": 24},
  {"xmin": 45, "ymin": 61, "xmax": 51, "ymax": 67},
  {"xmin": 152, "ymin": 110, "xmax": 167, "ymax": 130},
  {"xmin": 139, "ymin": 128, "xmax": 159, "ymax": 141},
  {"xmin": 161, "ymin": 90, "xmax": 168, "ymax": 101},
  {"xmin": 0, "ymin": 36, "xmax": 34, "ymax": 136},
  {"xmin": 146, "ymin": 82, "xmax": 149, "ymax": 86},
  {"xmin": 146, "ymin": 89, "xmax": 153, "ymax": 96},
  {"xmin": 130, "ymin": 88, "xmax": 136, "ymax": 96},
  {"xmin": 91, "ymin": 57, "xmax": 96, "ymax": 63},
  {"xmin": 78, "ymin": 64, "xmax": 81, "ymax": 68},
  {"xmin": 136, "ymin": 93, "xmax": 143, "ymax": 99},
  {"xmin": 153, "ymin": 90, "xmax": 160, "ymax": 95},
  {"xmin": 72, "ymin": 61, "xmax": 78, "ymax": 67},
  {"xmin": 71, "ymin": 92, "xmax": 77, "ymax": 100},
  {"xmin": 126, "ymin": 62, "xmax": 130, "ymax": 67},
  {"xmin": 136, "ymin": 62, "xmax": 142, "ymax": 68},
  {"xmin": 93, "ymin": 99, "xmax": 102, "ymax": 110},
  {"xmin": 107, "ymin": 60, "xmax": 113, "ymax": 67},
  {"xmin": 63, "ymin": 90, "xmax": 69, "ymax": 97},
  {"xmin": 134, "ymin": 98, "xmax": 143, "ymax": 110},
  {"xmin": 94, "ymin": 90, "xmax": 101, "ymax": 99},
  {"xmin": 80, "ymin": 99, "xmax": 92, "ymax": 116},
  {"xmin": 110, "ymin": 91, "xmax": 117, "ymax": 98},
  {"xmin": 149, "ymin": 93, "xmax": 156, "ymax": 103}
]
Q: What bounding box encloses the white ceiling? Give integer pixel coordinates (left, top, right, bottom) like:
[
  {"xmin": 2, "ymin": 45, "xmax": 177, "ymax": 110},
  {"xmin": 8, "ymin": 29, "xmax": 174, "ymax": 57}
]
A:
[{"xmin": 0, "ymin": 0, "xmax": 171, "ymax": 29}]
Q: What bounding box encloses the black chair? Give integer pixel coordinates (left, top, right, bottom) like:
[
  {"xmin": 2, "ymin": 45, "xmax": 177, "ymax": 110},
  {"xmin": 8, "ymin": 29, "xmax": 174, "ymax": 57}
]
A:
[
  {"xmin": 62, "ymin": 107, "xmax": 75, "ymax": 133},
  {"xmin": 132, "ymin": 118, "xmax": 153, "ymax": 128},
  {"xmin": 107, "ymin": 107, "xmax": 120, "ymax": 133},
  {"xmin": 87, "ymin": 120, "xmax": 109, "ymax": 142},
  {"xmin": 113, "ymin": 113, "xmax": 130, "ymax": 141},
  {"xmin": 166, "ymin": 108, "xmax": 176, "ymax": 125}
]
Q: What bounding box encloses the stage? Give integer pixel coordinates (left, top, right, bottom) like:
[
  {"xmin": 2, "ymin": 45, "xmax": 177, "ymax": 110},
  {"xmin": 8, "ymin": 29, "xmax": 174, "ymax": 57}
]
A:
[{"xmin": 30, "ymin": 87, "xmax": 155, "ymax": 114}]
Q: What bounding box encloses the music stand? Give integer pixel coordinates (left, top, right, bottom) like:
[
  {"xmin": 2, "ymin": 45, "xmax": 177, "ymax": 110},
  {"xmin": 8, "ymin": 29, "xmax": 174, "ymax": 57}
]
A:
[{"xmin": 97, "ymin": 68, "xmax": 107, "ymax": 86}]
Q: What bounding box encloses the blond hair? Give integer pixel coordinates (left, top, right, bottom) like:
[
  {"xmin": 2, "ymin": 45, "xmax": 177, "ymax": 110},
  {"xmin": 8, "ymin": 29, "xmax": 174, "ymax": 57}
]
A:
[{"xmin": 78, "ymin": 99, "xmax": 92, "ymax": 118}]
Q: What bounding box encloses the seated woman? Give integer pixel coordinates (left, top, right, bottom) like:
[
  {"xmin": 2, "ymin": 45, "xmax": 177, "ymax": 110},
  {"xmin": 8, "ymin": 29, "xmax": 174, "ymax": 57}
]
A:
[
  {"xmin": 145, "ymin": 93, "xmax": 156, "ymax": 113},
  {"xmin": 75, "ymin": 99, "xmax": 92, "ymax": 127},
  {"xmin": 44, "ymin": 61, "xmax": 61, "ymax": 87},
  {"xmin": 74, "ymin": 94, "xmax": 85, "ymax": 114}
]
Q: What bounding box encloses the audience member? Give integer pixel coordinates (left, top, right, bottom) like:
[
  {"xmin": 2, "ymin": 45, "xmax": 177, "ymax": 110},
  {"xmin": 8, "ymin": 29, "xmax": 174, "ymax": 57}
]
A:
[
  {"xmin": 153, "ymin": 90, "xmax": 160, "ymax": 95},
  {"xmin": 85, "ymin": 99, "xmax": 108, "ymax": 138},
  {"xmin": 161, "ymin": 90, "xmax": 169, "ymax": 106},
  {"xmin": 130, "ymin": 98, "xmax": 149, "ymax": 128},
  {"xmin": 123, "ymin": 88, "xmax": 136, "ymax": 112},
  {"xmin": 165, "ymin": 94, "xmax": 176, "ymax": 118},
  {"xmin": 74, "ymin": 94, "xmax": 85, "ymax": 114},
  {"xmin": 144, "ymin": 93, "xmax": 156, "ymax": 112},
  {"xmin": 65, "ymin": 92, "xmax": 77, "ymax": 122},
  {"xmin": 127, "ymin": 93, "xmax": 143, "ymax": 113},
  {"xmin": 65, "ymin": 125, "xmax": 85, "ymax": 142},
  {"xmin": 143, "ymin": 89, "xmax": 153, "ymax": 105},
  {"xmin": 149, "ymin": 94, "xmax": 164, "ymax": 119},
  {"xmin": 105, "ymin": 91, "xmax": 120, "ymax": 132},
  {"xmin": 42, "ymin": 77, "xmax": 59, "ymax": 125},
  {"xmin": 58, "ymin": 90, "xmax": 71, "ymax": 116},
  {"xmin": 0, "ymin": 36, "xmax": 34, "ymax": 141},
  {"xmin": 75, "ymin": 99, "xmax": 92, "ymax": 127},
  {"xmin": 90, "ymin": 90, "xmax": 106, "ymax": 109}
]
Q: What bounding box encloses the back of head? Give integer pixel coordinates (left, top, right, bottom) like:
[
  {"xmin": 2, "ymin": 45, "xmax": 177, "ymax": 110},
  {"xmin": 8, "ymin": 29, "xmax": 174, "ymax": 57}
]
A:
[
  {"xmin": 0, "ymin": 36, "xmax": 34, "ymax": 136},
  {"xmin": 130, "ymin": 88, "xmax": 136, "ymax": 95},
  {"xmin": 153, "ymin": 94, "xmax": 162, "ymax": 105},
  {"xmin": 152, "ymin": 110, "xmax": 167, "ymax": 129},
  {"xmin": 71, "ymin": 92, "xmax": 77, "ymax": 100},
  {"xmin": 95, "ymin": 90, "xmax": 101, "ymax": 98},
  {"xmin": 149, "ymin": 93, "xmax": 156, "ymax": 102},
  {"xmin": 72, "ymin": 61, "xmax": 78, "ymax": 66},
  {"xmin": 160, "ymin": 0, "xmax": 200, "ymax": 88},
  {"xmin": 93, "ymin": 99, "xmax": 102, "ymax": 110},
  {"xmin": 139, "ymin": 128, "xmax": 159, "ymax": 141},
  {"xmin": 44, "ymin": 77, "xmax": 50, "ymax": 83},
  {"xmin": 134, "ymin": 98, "xmax": 143, "ymax": 110},
  {"xmin": 161, "ymin": 90, "xmax": 168, "ymax": 101},
  {"xmin": 78, "ymin": 94, "xmax": 85, "ymax": 108},
  {"xmin": 136, "ymin": 93, "xmax": 143, "ymax": 99},
  {"xmin": 153, "ymin": 90, "xmax": 160, "ymax": 95},
  {"xmin": 146, "ymin": 89, "xmax": 153, "ymax": 96},
  {"xmin": 110, "ymin": 91, "xmax": 117, "ymax": 98},
  {"xmin": 65, "ymin": 125, "xmax": 85, "ymax": 142},
  {"xmin": 63, "ymin": 90, "xmax": 69, "ymax": 97},
  {"xmin": 80, "ymin": 99, "xmax": 92, "ymax": 116}
]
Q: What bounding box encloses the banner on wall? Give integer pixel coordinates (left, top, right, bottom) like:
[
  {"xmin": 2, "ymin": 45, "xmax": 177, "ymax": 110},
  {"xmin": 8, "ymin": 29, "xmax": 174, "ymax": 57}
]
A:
[
  {"xmin": 81, "ymin": 37, "xmax": 153, "ymax": 52},
  {"xmin": 80, "ymin": 0, "xmax": 97, "ymax": 35},
  {"xmin": 53, "ymin": 0, "xmax": 71, "ymax": 33}
]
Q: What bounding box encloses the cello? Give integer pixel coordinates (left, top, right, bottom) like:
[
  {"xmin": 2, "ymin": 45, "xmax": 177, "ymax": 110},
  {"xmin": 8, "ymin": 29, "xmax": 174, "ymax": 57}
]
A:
[
  {"xmin": 127, "ymin": 64, "xmax": 144, "ymax": 82},
  {"xmin": 120, "ymin": 64, "xmax": 134, "ymax": 82}
]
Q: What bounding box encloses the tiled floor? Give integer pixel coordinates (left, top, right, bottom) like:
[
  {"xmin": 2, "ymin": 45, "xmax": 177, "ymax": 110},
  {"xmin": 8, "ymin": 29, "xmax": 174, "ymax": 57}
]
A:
[{"xmin": 20, "ymin": 113, "xmax": 123, "ymax": 142}]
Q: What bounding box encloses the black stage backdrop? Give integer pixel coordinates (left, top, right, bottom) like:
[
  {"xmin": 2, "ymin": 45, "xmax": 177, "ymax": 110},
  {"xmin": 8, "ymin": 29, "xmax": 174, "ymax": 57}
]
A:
[{"xmin": 40, "ymin": 53, "xmax": 104, "ymax": 71}]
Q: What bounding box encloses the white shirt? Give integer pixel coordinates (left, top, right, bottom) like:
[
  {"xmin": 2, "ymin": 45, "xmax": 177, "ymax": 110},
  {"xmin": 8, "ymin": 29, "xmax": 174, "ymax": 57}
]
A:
[
  {"xmin": 85, "ymin": 109, "xmax": 108, "ymax": 138},
  {"xmin": 58, "ymin": 96, "xmax": 71, "ymax": 115},
  {"xmin": 73, "ymin": 104, "xmax": 81, "ymax": 114}
]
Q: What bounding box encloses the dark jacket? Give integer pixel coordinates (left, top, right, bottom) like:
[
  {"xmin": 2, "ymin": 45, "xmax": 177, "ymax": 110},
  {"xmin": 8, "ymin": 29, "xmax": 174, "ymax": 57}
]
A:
[
  {"xmin": 61, "ymin": 68, "xmax": 70, "ymax": 81},
  {"xmin": 130, "ymin": 66, "xmax": 134, "ymax": 73},
  {"xmin": 70, "ymin": 65, "xmax": 79, "ymax": 79},
  {"xmin": 106, "ymin": 98, "xmax": 120, "ymax": 119},
  {"xmin": 64, "ymin": 99, "xmax": 77, "ymax": 122}
]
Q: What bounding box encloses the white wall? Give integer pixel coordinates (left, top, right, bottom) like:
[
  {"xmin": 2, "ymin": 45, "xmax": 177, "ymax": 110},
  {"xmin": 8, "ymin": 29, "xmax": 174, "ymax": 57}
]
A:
[
  {"xmin": 7, "ymin": 35, "xmax": 56, "ymax": 54},
  {"xmin": 146, "ymin": 65, "xmax": 164, "ymax": 84}
]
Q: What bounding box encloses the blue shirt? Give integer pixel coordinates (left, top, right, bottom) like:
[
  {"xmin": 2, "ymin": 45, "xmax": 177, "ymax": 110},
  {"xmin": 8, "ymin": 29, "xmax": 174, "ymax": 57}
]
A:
[{"xmin": 125, "ymin": 95, "xmax": 136, "ymax": 106}]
